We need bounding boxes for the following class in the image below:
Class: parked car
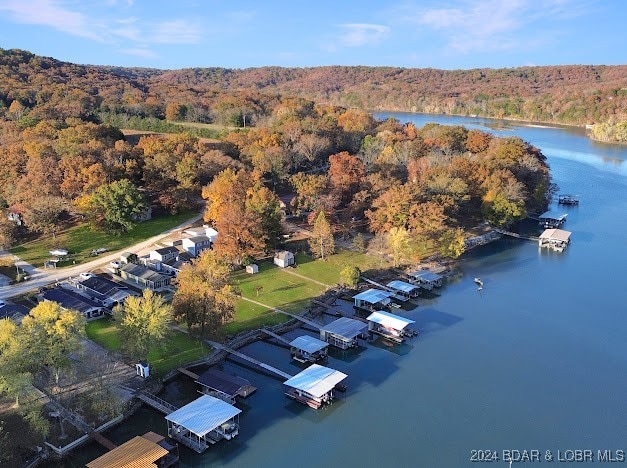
[110,261,121,269]
[0,300,5,308]
[79,272,96,280]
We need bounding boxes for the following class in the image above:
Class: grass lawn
[10,211,196,268]
[293,250,391,285]
[85,318,210,376]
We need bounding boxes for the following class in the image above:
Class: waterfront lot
[85,318,210,376]
[9,211,195,268]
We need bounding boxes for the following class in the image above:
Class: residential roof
[183,227,207,236]
[0,304,29,321]
[275,250,294,260]
[120,263,170,283]
[42,288,101,313]
[165,395,241,437]
[196,368,251,397]
[367,310,415,330]
[283,364,347,398]
[80,276,128,296]
[153,246,179,256]
[539,228,572,242]
[539,211,568,221]
[289,335,329,354]
[86,435,168,468]
[386,280,419,293]
[322,317,367,339]
[183,235,210,244]
[408,270,442,282]
[352,288,393,305]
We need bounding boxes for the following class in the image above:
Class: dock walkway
[136,392,178,415]
[177,367,199,380]
[494,228,539,241]
[219,345,293,380]
[260,328,292,346]
[360,276,393,291]
[239,296,322,330]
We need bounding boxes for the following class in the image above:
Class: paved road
[0,212,204,300]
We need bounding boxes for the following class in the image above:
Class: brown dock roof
[86,435,168,468]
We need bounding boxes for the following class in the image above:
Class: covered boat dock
[165,395,241,453]
[283,364,347,409]
[352,288,394,311]
[320,317,368,349]
[407,270,443,290]
[538,211,568,228]
[196,368,256,404]
[86,432,178,468]
[367,310,417,343]
[386,280,421,301]
[539,228,571,252]
[289,335,329,363]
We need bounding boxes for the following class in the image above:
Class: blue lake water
[54,113,627,467]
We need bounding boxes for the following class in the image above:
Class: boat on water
[474,278,484,290]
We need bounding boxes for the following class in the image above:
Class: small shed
[538,211,568,228]
[196,368,256,404]
[407,270,443,290]
[320,317,368,349]
[289,335,329,363]
[539,228,571,252]
[386,280,421,300]
[165,395,241,453]
[367,310,416,343]
[136,361,150,378]
[283,364,347,409]
[245,264,259,274]
[352,288,393,310]
[274,250,295,268]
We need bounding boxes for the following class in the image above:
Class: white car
[79,272,96,280]
[110,261,121,269]
[0,300,5,308]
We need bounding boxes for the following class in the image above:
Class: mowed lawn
[86,318,210,376]
[10,211,196,268]
[293,250,390,285]
[227,260,328,335]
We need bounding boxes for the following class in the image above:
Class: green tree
[173,250,238,338]
[387,226,412,267]
[309,211,335,260]
[20,301,85,385]
[0,318,33,407]
[114,289,173,361]
[340,265,361,287]
[437,227,467,258]
[90,179,148,233]
[352,232,366,252]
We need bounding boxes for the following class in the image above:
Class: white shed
[245,264,259,274]
[274,250,295,268]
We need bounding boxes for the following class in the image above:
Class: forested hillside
[1,49,625,128]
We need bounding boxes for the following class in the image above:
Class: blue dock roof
[289,335,329,354]
[322,317,367,338]
[539,211,567,221]
[386,280,419,293]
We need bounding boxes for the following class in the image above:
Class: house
[76,275,137,308]
[274,250,295,268]
[181,235,211,257]
[165,395,241,453]
[119,252,138,265]
[41,288,104,319]
[161,251,193,276]
[183,225,218,242]
[86,432,178,468]
[283,364,347,409]
[119,263,171,290]
[149,246,180,263]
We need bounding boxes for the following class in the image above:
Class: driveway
[0,211,203,300]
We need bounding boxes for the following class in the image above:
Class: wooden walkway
[177,367,199,380]
[136,392,178,415]
[220,346,293,380]
[89,431,117,450]
[361,276,393,291]
[494,228,539,241]
[260,328,292,346]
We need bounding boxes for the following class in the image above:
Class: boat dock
[217,344,293,380]
[361,276,394,292]
[260,328,292,346]
[177,367,199,380]
[494,228,539,241]
[136,392,178,415]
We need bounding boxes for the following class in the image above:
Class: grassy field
[10,211,196,268]
[225,249,389,335]
[86,318,210,376]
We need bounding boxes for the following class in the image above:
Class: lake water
[55,113,627,467]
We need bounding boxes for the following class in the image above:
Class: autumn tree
[387,226,412,267]
[340,265,361,287]
[89,179,148,233]
[328,151,365,202]
[309,211,335,260]
[114,289,173,361]
[0,318,33,407]
[21,196,66,239]
[173,250,238,338]
[20,301,85,385]
[0,216,16,249]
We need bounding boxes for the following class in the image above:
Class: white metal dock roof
[539,211,567,221]
[322,317,367,338]
[386,280,419,293]
[367,310,415,331]
[352,288,393,304]
[165,395,241,437]
[408,270,442,281]
[539,228,572,241]
[289,335,329,353]
[283,364,347,398]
